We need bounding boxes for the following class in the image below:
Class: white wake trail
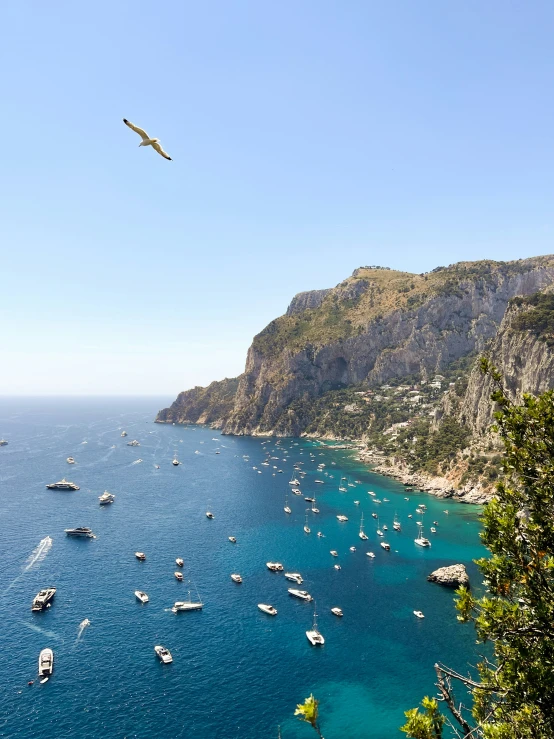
[73,619,91,649]
[24,536,53,572]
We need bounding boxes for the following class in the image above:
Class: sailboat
[414,524,431,547]
[393,513,401,531]
[172,452,180,466]
[284,494,292,514]
[303,511,311,534]
[172,566,203,611]
[359,513,369,540]
[306,602,325,646]
[289,472,300,486]
[376,517,384,537]
[338,480,347,493]
[311,495,320,514]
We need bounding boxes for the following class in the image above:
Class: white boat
[414,525,431,547]
[314,480,324,484]
[284,572,303,584]
[66,457,75,464]
[127,440,140,447]
[65,527,95,538]
[317,531,324,537]
[338,485,347,492]
[336,515,348,522]
[350,546,356,551]
[121,431,128,437]
[135,590,149,603]
[284,495,292,514]
[172,592,204,611]
[176,558,184,567]
[289,475,300,485]
[206,511,214,519]
[359,514,368,540]
[380,541,391,551]
[383,524,388,531]
[303,512,311,534]
[266,562,283,572]
[330,550,338,557]
[174,571,183,581]
[228,536,237,543]
[47,479,80,491]
[430,527,437,534]
[31,587,56,612]
[413,610,425,619]
[98,491,115,505]
[291,488,302,496]
[306,604,324,646]
[135,552,146,561]
[0,439,8,446]
[38,648,54,680]
[354,500,360,505]
[231,574,242,583]
[154,645,173,663]
[331,607,343,617]
[172,454,180,466]
[311,496,320,514]
[334,564,341,570]
[366,551,375,558]
[393,514,401,531]
[258,603,277,616]
[288,588,312,601]
[368,491,376,496]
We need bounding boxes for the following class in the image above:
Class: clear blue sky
[2,1,554,395]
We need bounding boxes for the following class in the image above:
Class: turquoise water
[0,398,484,738]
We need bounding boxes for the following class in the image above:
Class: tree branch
[435,664,474,738]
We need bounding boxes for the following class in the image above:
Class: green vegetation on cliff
[511,291,554,345]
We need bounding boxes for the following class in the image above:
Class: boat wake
[19,620,60,641]
[24,536,53,572]
[73,618,91,648]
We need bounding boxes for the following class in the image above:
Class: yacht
[289,476,300,486]
[338,485,347,492]
[330,550,338,557]
[172,593,204,611]
[154,645,173,663]
[303,512,311,534]
[258,603,277,616]
[135,590,149,603]
[288,588,312,602]
[46,479,80,491]
[284,572,303,584]
[135,552,146,560]
[414,526,431,547]
[331,607,343,617]
[359,514,368,540]
[393,515,401,531]
[413,610,425,619]
[306,604,325,646]
[38,648,54,680]
[291,488,302,496]
[368,491,376,496]
[98,491,115,505]
[31,587,56,612]
[127,440,140,446]
[175,571,183,581]
[66,457,75,464]
[380,541,391,551]
[430,527,437,533]
[366,551,375,558]
[64,527,95,538]
[231,573,242,583]
[0,439,8,446]
[336,515,348,522]
[206,511,214,519]
[266,562,283,572]
[176,558,184,567]
[304,497,315,503]
[121,431,128,437]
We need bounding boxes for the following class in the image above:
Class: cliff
[157,257,554,439]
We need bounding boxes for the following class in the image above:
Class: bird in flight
[123,119,172,160]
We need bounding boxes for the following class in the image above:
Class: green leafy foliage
[511,292,554,345]
[401,697,445,739]
[295,694,324,737]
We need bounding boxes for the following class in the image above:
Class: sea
[0,397,485,739]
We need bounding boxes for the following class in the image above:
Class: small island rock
[427,564,469,588]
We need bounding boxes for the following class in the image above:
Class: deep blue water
[0,397,485,739]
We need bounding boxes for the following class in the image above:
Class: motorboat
[135,552,146,560]
[206,511,214,519]
[174,572,183,581]
[172,594,203,612]
[121,431,128,437]
[228,536,237,543]
[266,562,283,572]
[314,480,324,484]
[413,610,425,619]
[66,457,75,464]
[366,551,375,558]
[289,477,300,486]
[334,564,341,570]
[380,542,391,551]
[317,531,324,537]
[135,590,149,603]
[65,527,95,538]
[383,524,388,531]
[127,440,140,446]
[350,546,356,552]
[98,491,115,505]
[304,497,315,503]
[291,488,302,496]
[0,439,8,446]
[330,550,338,557]
[336,515,348,522]
[359,514,368,540]
[383,498,390,502]
[288,588,312,601]
[258,603,277,616]
[154,645,173,663]
[306,605,324,646]
[372,512,378,519]
[414,526,431,547]
[430,527,437,533]
[231,574,242,583]
[368,491,376,496]
[338,486,347,492]
[303,512,311,534]
[31,587,56,612]
[38,648,54,681]
[393,515,401,531]
[176,558,184,567]
[284,572,303,584]
[172,456,180,466]
[331,607,343,617]
[354,500,360,505]
[47,479,80,491]
[284,494,292,514]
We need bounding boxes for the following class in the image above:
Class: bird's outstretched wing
[123,118,150,140]
[152,141,172,160]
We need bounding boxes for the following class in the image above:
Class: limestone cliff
[157,257,554,435]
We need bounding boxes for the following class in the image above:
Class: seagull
[123,119,172,160]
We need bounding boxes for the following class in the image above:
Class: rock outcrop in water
[427,564,470,588]
[158,257,554,437]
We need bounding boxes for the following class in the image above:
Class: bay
[0,397,484,738]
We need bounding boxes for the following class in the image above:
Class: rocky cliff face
[157,257,554,435]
